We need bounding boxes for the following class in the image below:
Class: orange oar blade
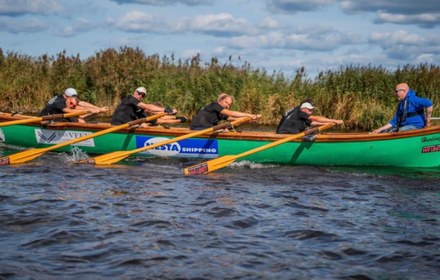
[0,148,49,165]
[183,155,237,175]
[183,123,336,175]
[85,117,253,166]
[86,151,136,165]
[0,113,167,165]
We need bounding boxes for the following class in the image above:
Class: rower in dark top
[276,100,343,134]
[190,93,260,130]
[39,88,107,123]
[111,87,185,126]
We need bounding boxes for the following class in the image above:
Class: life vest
[396,99,424,127]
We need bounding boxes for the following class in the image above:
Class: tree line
[0,47,438,130]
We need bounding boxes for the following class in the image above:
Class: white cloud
[111,11,174,33]
[0,0,438,78]
[340,0,440,14]
[0,0,63,16]
[181,48,202,58]
[111,0,211,6]
[112,11,252,37]
[268,0,336,14]
[226,27,363,52]
[341,1,440,28]
[190,13,252,36]
[415,53,435,64]
[368,30,440,61]
[56,18,95,37]
[260,17,280,29]
[0,17,47,33]
[369,30,426,47]
[375,12,440,28]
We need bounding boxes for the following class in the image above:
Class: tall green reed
[0,47,438,131]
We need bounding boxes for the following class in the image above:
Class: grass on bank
[0,47,438,131]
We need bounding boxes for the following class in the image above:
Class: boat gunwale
[1,113,440,143]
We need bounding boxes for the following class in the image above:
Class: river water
[1,145,439,279]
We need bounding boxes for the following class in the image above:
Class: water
[1,146,440,279]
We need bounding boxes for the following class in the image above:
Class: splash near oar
[183,123,335,175]
[82,117,252,165]
[0,111,89,127]
[0,113,166,166]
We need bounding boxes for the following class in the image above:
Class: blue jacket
[389,89,432,129]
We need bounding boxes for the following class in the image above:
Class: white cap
[135,87,147,94]
[64,88,78,97]
[300,102,315,110]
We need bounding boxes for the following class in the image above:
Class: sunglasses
[137,91,146,97]
[67,97,78,108]
[394,89,405,93]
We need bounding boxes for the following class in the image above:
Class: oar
[0,111,89,127]
[83,117,252,165]
[183,123,335,175]
[0,113,167,165]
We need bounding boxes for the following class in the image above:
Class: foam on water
[62,146,90,162]
[230,160,278,169]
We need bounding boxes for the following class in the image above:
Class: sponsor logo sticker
[422,144,440,153]
[421,136,440,154]
[35,129,95,147]
[421,136,440,143]
[0,156,10,166]
[135,136,219,158]
[186,162,208,175]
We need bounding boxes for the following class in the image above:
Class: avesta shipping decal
[135,136,219,158]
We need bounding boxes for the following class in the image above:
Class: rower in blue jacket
[373,83,433,133]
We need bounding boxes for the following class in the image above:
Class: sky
[1,0,440,78]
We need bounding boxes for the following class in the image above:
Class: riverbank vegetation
[0,47,438,130]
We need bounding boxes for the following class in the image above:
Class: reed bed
[0,47,438,130]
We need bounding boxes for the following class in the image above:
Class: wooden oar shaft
[0,111,89,127]
[91,117,252,165]
[45,113,167,151]
[124,120,241,154]
[0,113,167,165]
[236,123,332,158]
[183,123,335,175]
[41,111,89,120]
[1,112,36,119]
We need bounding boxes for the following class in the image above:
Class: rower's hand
[100,107,109,113]
[251,114,261,120]
[334,120,344,125]
[176,116,188,123]
[89,108,103,114]
[164,107,177,115]
[426,120,431,127]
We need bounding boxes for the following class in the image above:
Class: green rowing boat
[1,113,439,168]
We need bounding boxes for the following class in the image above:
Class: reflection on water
[1,147,440,279]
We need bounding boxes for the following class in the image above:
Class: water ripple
[0,152,439,279]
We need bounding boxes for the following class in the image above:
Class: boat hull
[1,114,439,168]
